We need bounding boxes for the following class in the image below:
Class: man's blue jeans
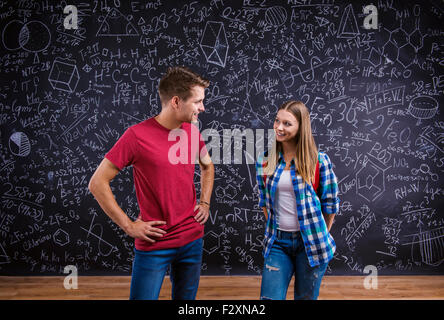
[260,230,328,300]
[129,237,203,300]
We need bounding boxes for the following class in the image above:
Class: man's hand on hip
[125,219,167,243]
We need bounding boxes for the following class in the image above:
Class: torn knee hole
[265,264,279,272]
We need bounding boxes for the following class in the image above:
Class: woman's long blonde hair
[264,101,318,184]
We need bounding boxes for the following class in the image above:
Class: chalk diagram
[80,211,118,257]
[215,184,238,200]
[364,47,382,67]
[264,6,287,27]
[2,20,51,63]
[53,228,70,246]
[202,231,221,255]
[9,132,31,157]
[381,19,425,67]
[356,156,389,202]
[200,21,229,68]
[48,58,80,93]
[411,164,439,182]
[96,8,139,37]
[403,226,444,267]
[287,43,305,64]
[407,96,438,125]
[281,56,335,88]
[337,4,360,38]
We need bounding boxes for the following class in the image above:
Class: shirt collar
[278,151,295,165]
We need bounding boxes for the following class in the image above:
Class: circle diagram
[9,132,31,157]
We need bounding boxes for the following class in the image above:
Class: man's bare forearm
[200,163,214,204]
[89,181,132,232]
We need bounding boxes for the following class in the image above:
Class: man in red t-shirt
[88,66,214,300]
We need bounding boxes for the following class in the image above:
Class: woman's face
[273,109,299,143]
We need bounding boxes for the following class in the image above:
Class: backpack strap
[312,158,320,195]
[262,161,268,186]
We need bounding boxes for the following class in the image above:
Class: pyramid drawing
[200,21,228,68]
[96,8,139,37]
[337,4,360,38]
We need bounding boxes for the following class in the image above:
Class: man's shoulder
[128,118,154,133]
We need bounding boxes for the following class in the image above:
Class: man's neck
[155,109,182,130]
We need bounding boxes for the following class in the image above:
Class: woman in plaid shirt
[256,100,340,300]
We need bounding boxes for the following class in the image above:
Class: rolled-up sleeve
[318,152,340,214]
[255,154,267,208]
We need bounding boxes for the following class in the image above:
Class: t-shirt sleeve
[105,128,138,170]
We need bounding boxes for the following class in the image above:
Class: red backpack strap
[313,158,320,195]
[262,161,268,186]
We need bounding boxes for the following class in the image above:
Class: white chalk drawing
[411,164,439,182]
[19,20,51,53]
[200,21,229,68]
[364,86,405,114]
[96,8,139,37]
[53,228,70,246]
[281,56,334,87]
[264,6,287,26]
[287,43,305,64]
[381,22,425,67]
[9,132,31,157]
[2,20,24,51]
[407,96,438,125]
[48,58,80,93]
[403,227,444,267]
[365,47,382,67]
[80,211,118,257]
[356,157,388,202]
[215,184,238,200]
[337,4,360,38]
[2,20,51,63]
[409,17,424,52]
[202,231,221,254]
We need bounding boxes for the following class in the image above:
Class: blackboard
[0,0,443,276]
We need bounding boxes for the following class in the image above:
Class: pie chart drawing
[9,132,31,157]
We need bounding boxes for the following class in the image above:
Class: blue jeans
[260,230,328,300]
[129,237,203,300]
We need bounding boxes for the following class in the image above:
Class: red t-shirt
[105,117,208,251]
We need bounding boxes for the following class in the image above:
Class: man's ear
[171,96,180,110]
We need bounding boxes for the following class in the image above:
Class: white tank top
[275,170,300,232]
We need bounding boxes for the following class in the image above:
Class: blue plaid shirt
[255,150,340,267]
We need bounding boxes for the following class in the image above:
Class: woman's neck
[280,141,297,156]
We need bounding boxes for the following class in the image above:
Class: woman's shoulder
[317,151,333,167]
[256,150,269,162]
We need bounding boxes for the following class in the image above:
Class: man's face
[178,85,205,123]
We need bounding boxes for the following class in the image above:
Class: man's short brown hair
[158,66,210,104]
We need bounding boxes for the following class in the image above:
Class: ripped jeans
[260,230,328,300]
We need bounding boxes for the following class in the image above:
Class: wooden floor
[1,276,443,300]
